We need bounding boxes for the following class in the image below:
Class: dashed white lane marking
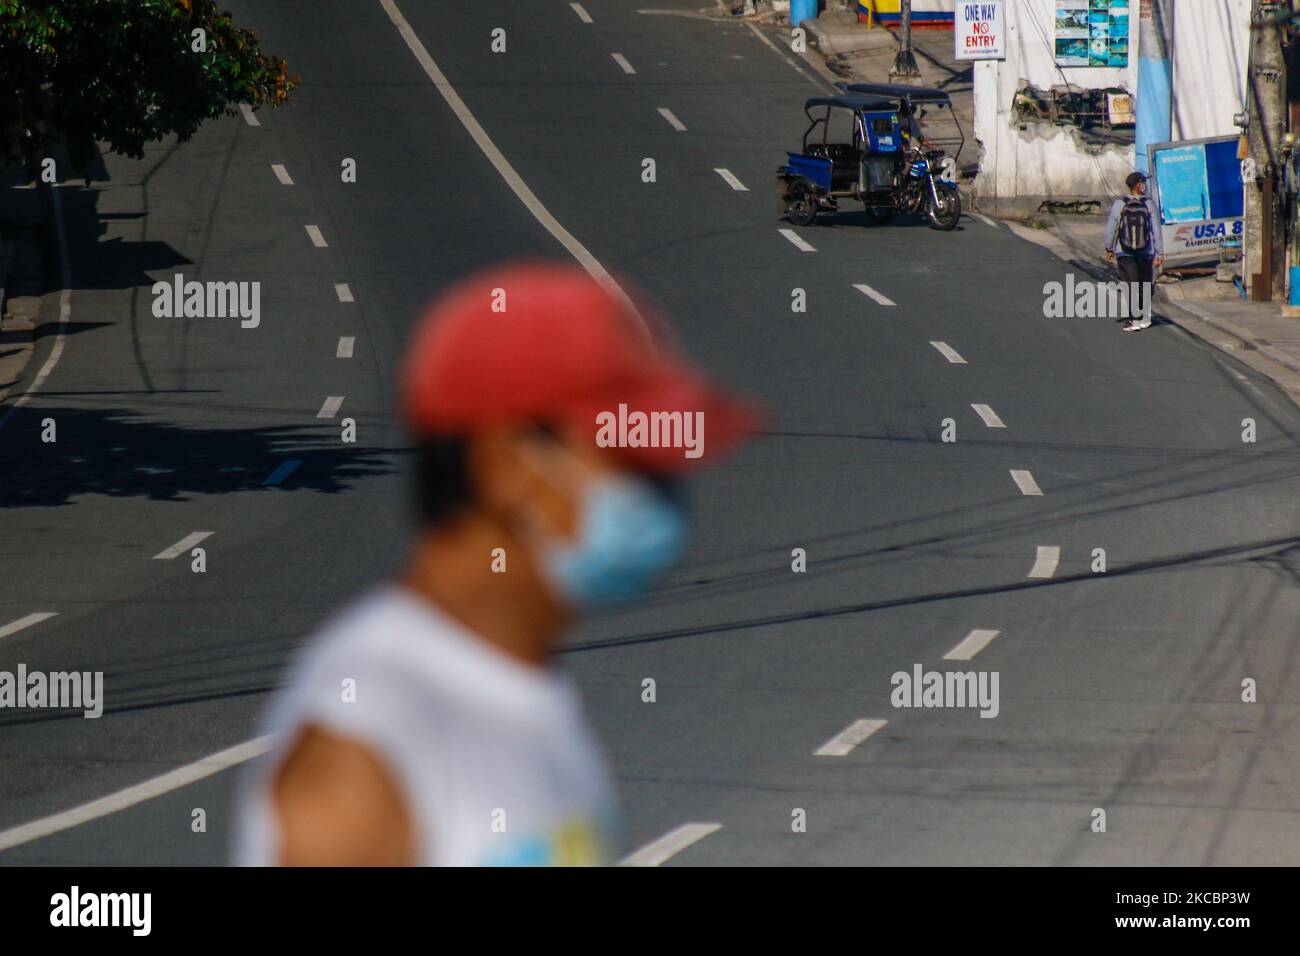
[619,822,722,866]
[271,163,294,185]
[1028,545,1061,579]
[263,459,303,487]
[658,107,687,131]
[1010,469,1043,496]
[778,228,816,252]
[570,2,593,22]
[238,103,261,127]
[972,212,999,228]
[611,52,636,74]
[305,225,328,248]
[379,0,643,330]
[714,168,748,191]
[930,341,967,364]
[317,396,344,419]
[971,403,1006,428]
[0,735,275,853]
[334,283,354,303]
[853,282,896,307]
[0,613,58,642]
[336,336,355,358]
[153,532,214,561]
[944,628,1001,661]
[814,718,888,757]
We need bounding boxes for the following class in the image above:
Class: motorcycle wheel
[785,183,817,227]
[927,186,961,231]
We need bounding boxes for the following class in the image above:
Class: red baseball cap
[401,261,760,473]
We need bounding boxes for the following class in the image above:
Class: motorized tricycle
[777,83,964,231]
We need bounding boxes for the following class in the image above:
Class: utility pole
[891,0,921,79]
[1244,0,1288,302]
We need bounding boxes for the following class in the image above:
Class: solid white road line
[778,228,816,252]
[0,613,58,642]
[317,396,344,419]
[305,225,328,248]
[929,341,966,364]
[944,628,1001,661]
[658,107,687,131]
[336,336,355,358]
[0,736,275,853]
[238,103,261,127]
[153,531,213,561]
[1028,545,1061,579]
[619,822,722,866]
[379,0,642,328]
[570,2,593,22]
[971,403,1006,428]
[334,282,354,303]
[611,52,636,74]
[853,282,896,307]
[740,18,830,90]
[271,163,294,185]
[972,212,999,228]
[714,168,748,191]
[814,718,888,757]
[263,460,303,487]
[1010,469,1043,496]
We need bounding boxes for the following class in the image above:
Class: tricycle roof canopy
[804,93,898,114]
[842,82,953,105]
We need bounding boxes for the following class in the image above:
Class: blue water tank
[790,0,818,29]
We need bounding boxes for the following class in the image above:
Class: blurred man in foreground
[235,262,756,865]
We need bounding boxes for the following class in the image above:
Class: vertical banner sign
[1147,136,1245,260]
[955,2,1005,61]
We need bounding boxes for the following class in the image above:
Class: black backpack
[1119,197,1152,254]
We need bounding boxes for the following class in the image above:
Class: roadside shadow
[0,404,398,507]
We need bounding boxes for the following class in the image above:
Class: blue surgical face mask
[533,469,689,610]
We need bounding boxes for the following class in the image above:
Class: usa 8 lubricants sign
[955,1,1005,61]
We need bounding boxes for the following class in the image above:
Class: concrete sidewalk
[0,179,51,408]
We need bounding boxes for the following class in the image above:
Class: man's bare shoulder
[272,724,416,866]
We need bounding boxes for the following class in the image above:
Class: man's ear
[466,429,535,518]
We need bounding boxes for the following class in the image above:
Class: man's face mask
[516,436,689,609]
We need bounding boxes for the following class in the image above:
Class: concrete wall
[973,0,1138,216]
[974,0,1251,216]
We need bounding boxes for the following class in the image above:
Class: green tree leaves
[0,0,298,173]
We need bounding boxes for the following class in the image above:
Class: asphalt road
[0,0,1297,866]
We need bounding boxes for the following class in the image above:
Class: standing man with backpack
[1105,171,1164,332]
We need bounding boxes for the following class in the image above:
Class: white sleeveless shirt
[234,586,616,866]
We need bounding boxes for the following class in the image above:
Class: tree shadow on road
[0,404,396,507]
